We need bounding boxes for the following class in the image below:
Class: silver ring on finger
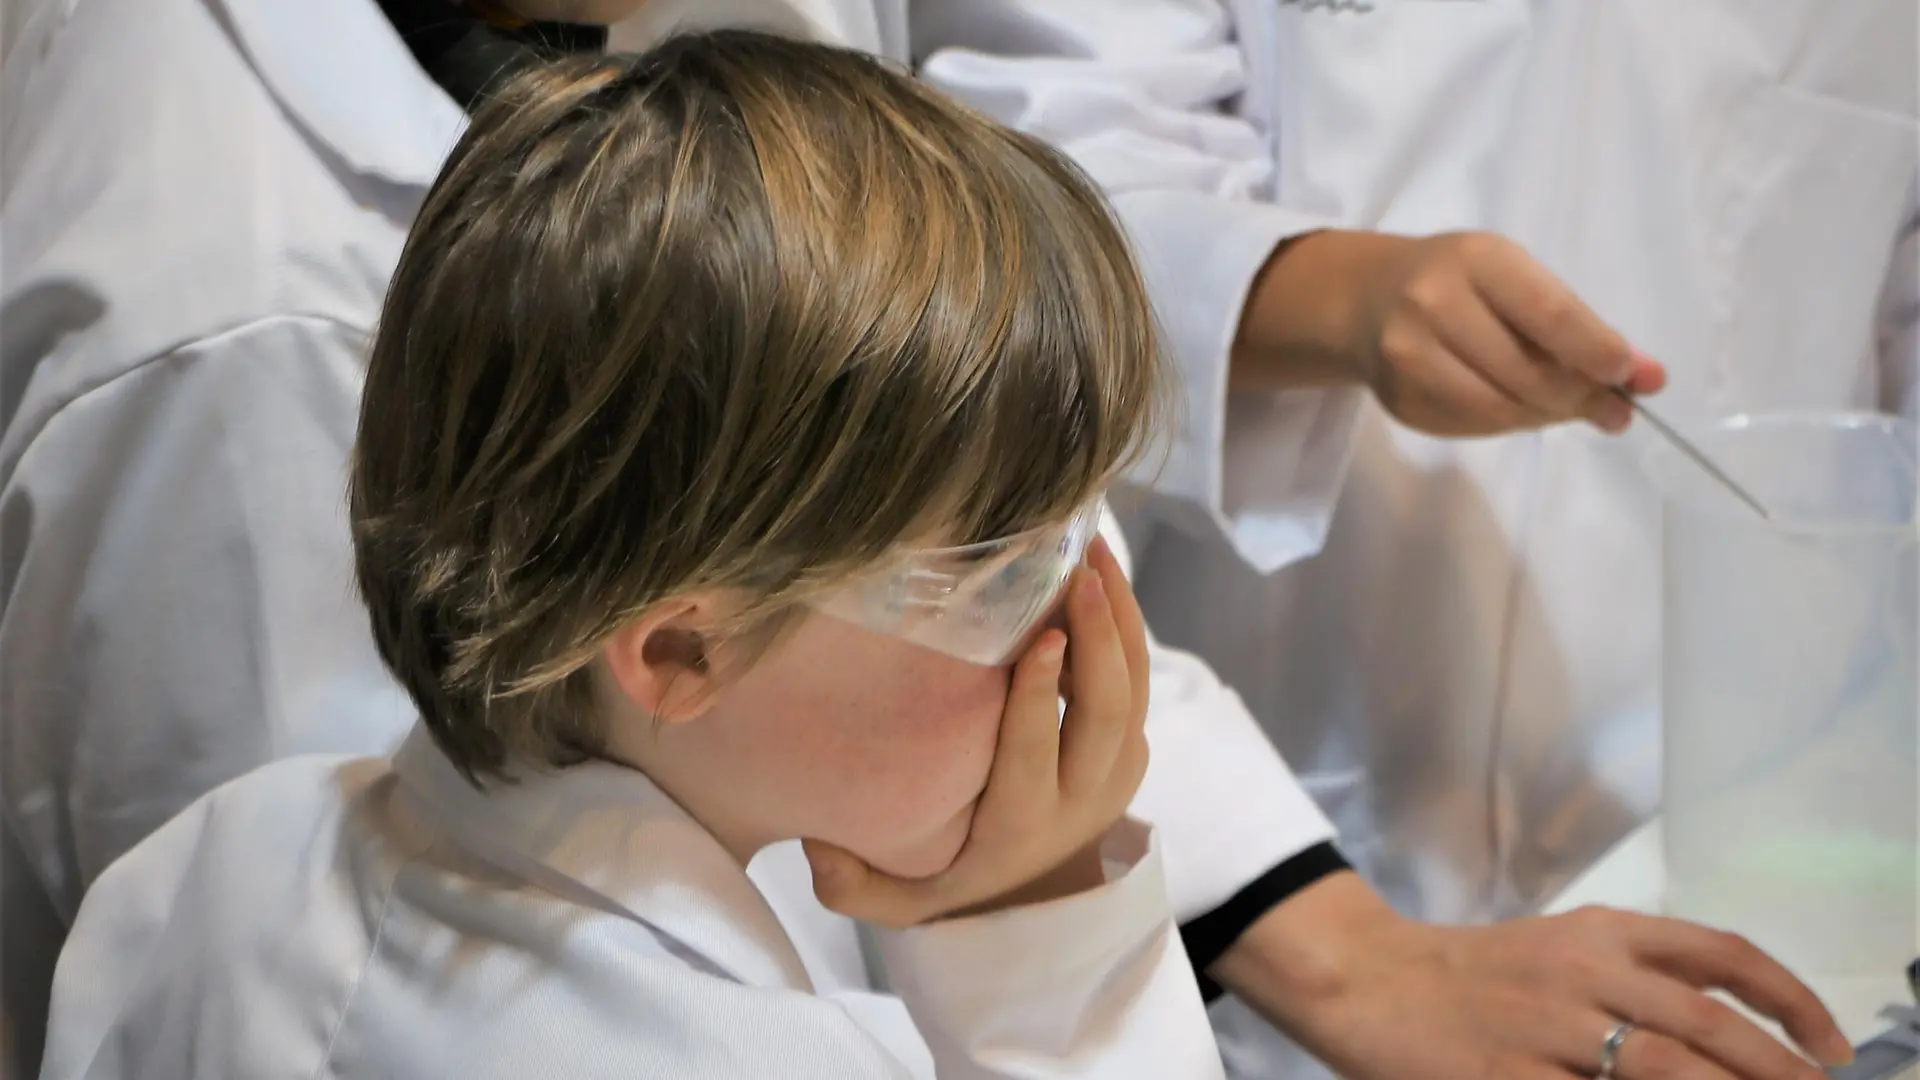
[1596,1022,1638,1080]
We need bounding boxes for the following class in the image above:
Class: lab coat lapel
[391,728,817,994]
[208,0,466,187]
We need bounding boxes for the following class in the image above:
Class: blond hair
[351,32,1168,781]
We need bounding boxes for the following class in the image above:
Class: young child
[37,31,1226,1080]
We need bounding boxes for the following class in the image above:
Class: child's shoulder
[132,752,396,869]
[48,753,407,1079]
[77,751,400,946]
[199,751,391,822]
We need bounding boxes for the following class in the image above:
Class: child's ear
[601,599,724,723]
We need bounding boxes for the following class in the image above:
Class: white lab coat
[0,0,1342,1072]
[901,2,1917,1074]
[908,0,1920,913]
[38,728,1226,1080]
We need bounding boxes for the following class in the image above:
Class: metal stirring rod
[1611,387,1773,521]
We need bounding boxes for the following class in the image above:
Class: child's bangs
[716,70,1173,570]
[909,133,1171,549]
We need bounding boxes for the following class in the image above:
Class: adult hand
[1235,229,1668,436]
[803,537,1151,927]
[1213,873,1851,1080]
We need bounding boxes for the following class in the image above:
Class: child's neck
[599,738,773,867]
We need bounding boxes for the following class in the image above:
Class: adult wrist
[1181,842,1352,1001]
[1205,869,1412,1031]
[1231,229,1408,394]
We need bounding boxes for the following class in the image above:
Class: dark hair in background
[378,0,608,111]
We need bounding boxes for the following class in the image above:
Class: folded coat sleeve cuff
[1111,187,1365,576]
[876,821,1224,1079]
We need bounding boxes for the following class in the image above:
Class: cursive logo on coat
[1281,0,1487,11]
[1279,0,1377,11]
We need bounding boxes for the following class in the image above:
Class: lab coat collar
[391,726,818,994]
[210,0,467,187]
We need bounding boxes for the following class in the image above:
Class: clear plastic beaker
[1661,413,1917,988]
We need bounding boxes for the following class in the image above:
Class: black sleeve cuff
[1178,841,1352,1003]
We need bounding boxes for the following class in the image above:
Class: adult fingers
[1625,352,1669,395]
[1384,320,1549,435]
[1536,1007,1733,1080]
[1464,237,1636,388]
[1628,920,1849,1067]
[1421,272,1597,423]
[1593,968,1825,1080]
[1609,1023,1744,1080]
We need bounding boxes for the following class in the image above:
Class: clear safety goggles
[812,499,1105,666]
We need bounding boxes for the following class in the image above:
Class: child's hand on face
[802,537,1151,928]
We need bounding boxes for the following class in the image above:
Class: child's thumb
[800,838,921,928]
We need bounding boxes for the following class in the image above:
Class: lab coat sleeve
[1134,634,1337,925]
[875,820,1225,1080]
[1875,188,1918,419]
[0,315,415,917]
[1097,512,1335,925]
[912,0,1364,574]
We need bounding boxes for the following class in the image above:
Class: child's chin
[863,804,976,880]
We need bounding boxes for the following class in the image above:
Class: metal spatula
[1613,387,1773,521]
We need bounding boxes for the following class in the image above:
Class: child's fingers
[1088,537,1150,728]
[984,629,1067,799]
[1056,567,1131,796]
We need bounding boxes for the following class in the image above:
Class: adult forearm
[1204,869,1401,1035]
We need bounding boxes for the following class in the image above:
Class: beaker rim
[1715,410,1916,442]
[1647,409,1918,538]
